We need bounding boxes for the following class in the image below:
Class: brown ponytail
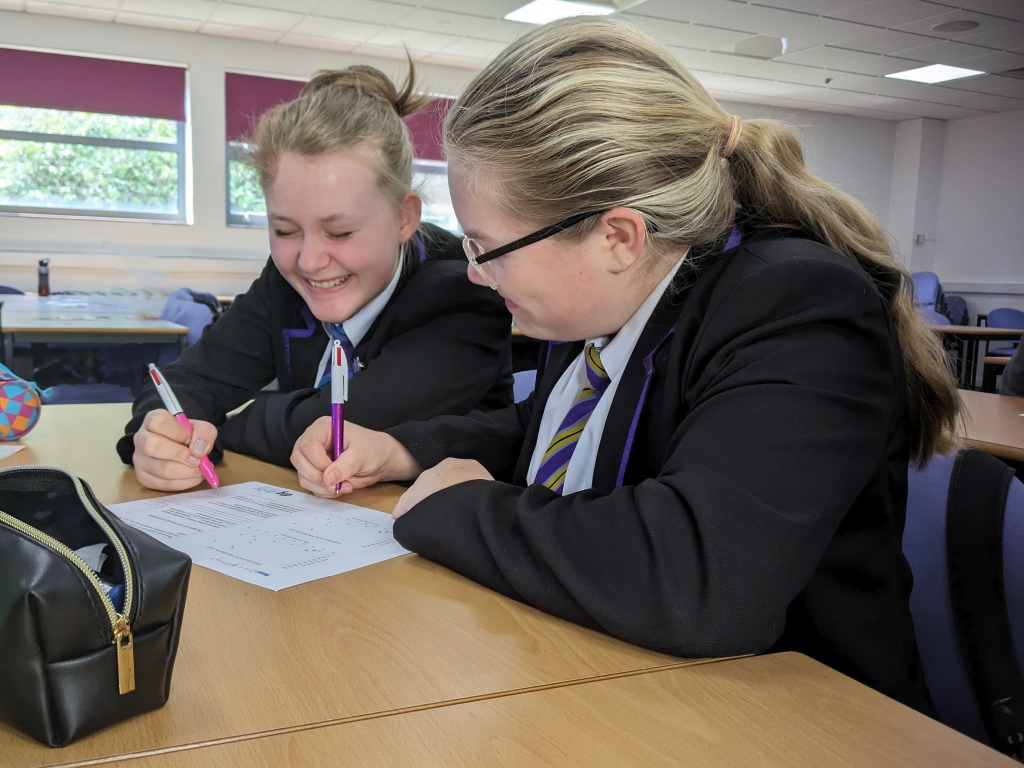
[445,16,962,464]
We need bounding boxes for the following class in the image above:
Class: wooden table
[0,404,697,767]
[959,389,1024,462]
[930,325,1022,389]
[0,295,187,371]
[94,653,1012,767]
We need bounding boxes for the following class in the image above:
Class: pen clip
[331,340,349,403]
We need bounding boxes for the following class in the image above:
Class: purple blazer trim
[414,232,426,263]
[544,340,569,367]
[615,328,675,489]
[281,305,318,390]
[724,225,742,251]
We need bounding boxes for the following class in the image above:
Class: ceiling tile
[748,0,872,13]
[199,22,283,42]
[32,0,117,7]
[778,45,927,74]
[956,0,1024,22]
[896,38,995,62]
[417,0,519,16]
[364,27,460,54]
[394,8,499,38]
[894,8,1019,39]
[957,22,1024,50]
[955,49,1024,70]
[277,32,358,52]
[437,37,507,59]
[941,73,1024,97]
[311,0,415,26]
[24,2,114,20]
[235,0,321,12]
[453,17,526,44]
[836,28,935,53]
[289,16,383,43]
[419,51,488,70]
[115,11,203,32]
[630,17,752,51]
[121,0,217,22]
[0,0,25,8]
[207,3,301,30]
[827,0,950,28]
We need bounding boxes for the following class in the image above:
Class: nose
[297,235,331,273]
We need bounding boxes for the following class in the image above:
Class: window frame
[0,116,187,222]
[225,140,266,229]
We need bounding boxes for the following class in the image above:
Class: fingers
[143,409,191,443]
[188,420,218,458]
[134,460,203,491]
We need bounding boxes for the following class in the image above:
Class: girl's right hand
[133,409,218,492]
[291,417,423,498]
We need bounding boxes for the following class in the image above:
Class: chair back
[944,295,968,326]
[0,285,25,295]
[911,272,940,308]
[905,449,1024,756]
[159,288,214,346]
[986,307,1024,357]
[513,370,537,403]
[918,307,950,325]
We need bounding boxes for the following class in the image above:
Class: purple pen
[330,340,349,492]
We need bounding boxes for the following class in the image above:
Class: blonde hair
[250,60,430,210]
[445,17,960,463]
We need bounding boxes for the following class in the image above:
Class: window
[0,47,188,222]
[414,160,460,234]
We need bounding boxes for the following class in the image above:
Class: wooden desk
[0,404,693,767]
[0,296,187,369]
[959,389,1024,462]
[930,325,1022,389]
[97,653,1011,768]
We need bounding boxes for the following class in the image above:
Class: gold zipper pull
[114,618,136,695]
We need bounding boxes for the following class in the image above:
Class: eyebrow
[268,213,359,226]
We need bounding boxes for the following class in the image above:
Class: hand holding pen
[145,364,221,491]
[330,340,349,493]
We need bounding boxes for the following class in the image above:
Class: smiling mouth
[306,275,350,289]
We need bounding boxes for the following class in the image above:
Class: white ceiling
[1,0,1022,120]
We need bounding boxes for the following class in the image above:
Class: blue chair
[159,288,215,346]
[513,370,537,403]
[911,272,940,308]
[0,285,25,295]
[986,307,1024,357]
[944,295,968,326]
[905,450,1024,753]
[919,307,950,325]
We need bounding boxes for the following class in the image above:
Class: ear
[599,207,648,275]
[397,192,422,242]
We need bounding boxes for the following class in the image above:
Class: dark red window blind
[0,47,186,121]
[226,72,452,161]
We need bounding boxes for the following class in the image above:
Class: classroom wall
[928,108,1024,317]
[0,11,938,300]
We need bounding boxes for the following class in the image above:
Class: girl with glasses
[292,19,958,711]
[119,64,512,489]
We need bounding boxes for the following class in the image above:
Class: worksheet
[0,445,25,459]
[107,482,409,591]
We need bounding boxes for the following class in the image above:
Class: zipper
[0,466,136,694]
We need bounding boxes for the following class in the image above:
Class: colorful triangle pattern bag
[0,362,48,441]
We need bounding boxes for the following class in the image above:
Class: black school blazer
[117,225,513,467]
[388,232,933,712]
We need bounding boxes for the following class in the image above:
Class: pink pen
[147,363,221,490]
[330,340,349,493]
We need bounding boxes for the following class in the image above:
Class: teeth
[308,276,348,289]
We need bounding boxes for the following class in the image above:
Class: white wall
[721,100,896,229]
[0,12,906,296]
[929,108,1024,317]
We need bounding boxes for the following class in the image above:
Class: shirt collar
[587,250,688,381]
[327,252,403,347]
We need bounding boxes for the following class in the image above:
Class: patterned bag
[0,363,48,441]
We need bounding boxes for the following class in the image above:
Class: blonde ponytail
[445,16,961,463]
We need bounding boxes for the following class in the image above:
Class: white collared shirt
[526,253,687,495]
[313,253,403,387]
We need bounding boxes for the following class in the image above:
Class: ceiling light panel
[886,63,986,83]
[505,0,614,25]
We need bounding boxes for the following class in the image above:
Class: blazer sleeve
[116,262,279,465]
[217,266,513,467]
[391,254,900,658]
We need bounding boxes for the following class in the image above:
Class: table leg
[2,334,12,368]
[965,338,979,390]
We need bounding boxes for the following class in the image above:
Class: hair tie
[722,115,743,158]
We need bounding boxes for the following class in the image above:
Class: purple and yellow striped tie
[534,344,611,495]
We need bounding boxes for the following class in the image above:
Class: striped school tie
[317,323,357,387]
[533,344,611,495]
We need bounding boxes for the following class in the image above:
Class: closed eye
[273,229,298,238]
[328,231,353,240]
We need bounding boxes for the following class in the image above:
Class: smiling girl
[119,65,512,488]
[292,20,961,711]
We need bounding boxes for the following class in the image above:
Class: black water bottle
[37,259,50,297]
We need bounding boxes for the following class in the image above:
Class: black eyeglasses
[462,210,608,290]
